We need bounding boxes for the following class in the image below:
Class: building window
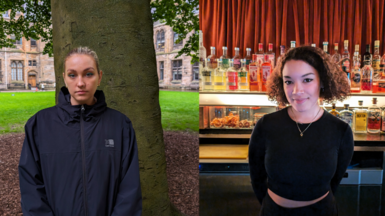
[3,11,9,17]
[31,39,37,46]
[173,32,183,47]
[11,61,23,81]
[156,30,165,50]
[29,60,37,66]
[172,60,182,81]
[11,35,22,45]
[159,61,164,80]
[0,59,2,82]
[192,62,199,81]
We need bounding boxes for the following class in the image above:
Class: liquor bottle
[266,43,275,68]
[372,40,381,81]
[367,98,381,133]
[261,55,272,92]
[207,46,218,70]
[331,43,341,64]
[350,54,361,93]
[361,65,373,93]
[276,45,285,64]
[363,44,372,66]
[199,31,206,91]
[381,46,385,78]
[341,40,350,73]
[323,42,329,54]
[311,43,316,47]
[201,59,213,91]
[213,59,226,91]
[238,59,249,91]
[256,43,264,66]
[233,47,242,70]
[329,103,340,118]
[353,100,367,133]
[249,54,261,91]
[340,104,353,128]
[381,106,385,133]
[220,46,230,69]
[226,59,238,91]
[353,44,361,68]
[245,48,252,69]
[290,41,296,50]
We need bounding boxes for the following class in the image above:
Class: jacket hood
[57,86,107,123]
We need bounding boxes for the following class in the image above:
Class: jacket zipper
[80,105,88,216]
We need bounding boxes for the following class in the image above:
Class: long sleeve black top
[248,108,354,204]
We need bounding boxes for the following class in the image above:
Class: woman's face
[63,54,102,106]
[282,60,322,113]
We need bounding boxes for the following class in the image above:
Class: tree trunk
[50,0,181,215]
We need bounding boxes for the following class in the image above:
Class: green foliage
[0,90,198,134]
[0,0,199,62]
[0,0,52,56]
[151,0,199,64]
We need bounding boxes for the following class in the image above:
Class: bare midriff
[267,189,329,208]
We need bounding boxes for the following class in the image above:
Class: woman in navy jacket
[18,47,142,215]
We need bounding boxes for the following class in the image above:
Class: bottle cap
[269,43,273,50]
[211,46,216,50]
[311,44,316,47]
[222,46,227,50]
[332,103,336,109]
[375,40,380,47]
[246,48,251,51]
[235,47,239,51]
[358,100,363,105]
[373,98,377,104]
[258,43,263,50]
[344,104,349,109]
[323,42,328,45]
[344,40,348,46]
[366,44,370,51]
[334,43,339,49]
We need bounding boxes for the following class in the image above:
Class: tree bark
[51,0,181,215]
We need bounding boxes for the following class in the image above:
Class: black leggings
[259,190,338,216]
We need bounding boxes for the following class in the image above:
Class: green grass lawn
[0,90,198,134]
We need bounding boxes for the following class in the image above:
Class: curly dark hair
[267,46,351,105]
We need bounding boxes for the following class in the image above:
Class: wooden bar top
[199,144,249,159]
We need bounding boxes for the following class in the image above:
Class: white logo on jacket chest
[105,139,115,147]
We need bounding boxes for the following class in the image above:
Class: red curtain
[199,0,385,59]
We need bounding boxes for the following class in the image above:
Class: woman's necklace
[291,107,322,137]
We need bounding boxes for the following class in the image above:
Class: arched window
[11,61,23,81]
[156,30,165,50]
[173,32,183,47]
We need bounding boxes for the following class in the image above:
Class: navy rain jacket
[19,87,142,216]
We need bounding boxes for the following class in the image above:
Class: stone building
[154,21,199,90]
[0,11,55,90]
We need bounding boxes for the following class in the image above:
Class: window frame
[11,61,24,81]
[192,61,199,81]
[172,60,183,81]
[31,38,37,46]
[173,32,183,48]
[156,30,165,50]
[159,61,164,80]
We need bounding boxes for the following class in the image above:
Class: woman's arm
[18,115,55,215]
[330,125,354,195]
[111,118,142,216]
[248,117,268,204]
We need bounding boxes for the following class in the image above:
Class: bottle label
[382,115,385,131]
[238,72,247,78]
[256,54,264,66]
[202,71,211,76]
[199,58,206,68]
[341,112,353,127]
[373,59,381,79]
[361,78,373,90]
[262,66,271,82]
[267,54,275,68]
[355,113,367,131]
[233,59,241,70]
[214,82,224,86]
[249,65,259,82]
[204,82,212,85]
[368,111,381,130]
[227,71,238,86]
[341,59,350,72]
[239,82,248,86]
[222,59,229,69]
[352,71,361,84]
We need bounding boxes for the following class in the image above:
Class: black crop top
[248,108,354,204]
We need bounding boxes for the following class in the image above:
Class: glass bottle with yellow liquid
[213,59,226,91]
[238,59,249,91]
[353,100,368,133]
[328,103,340,118]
